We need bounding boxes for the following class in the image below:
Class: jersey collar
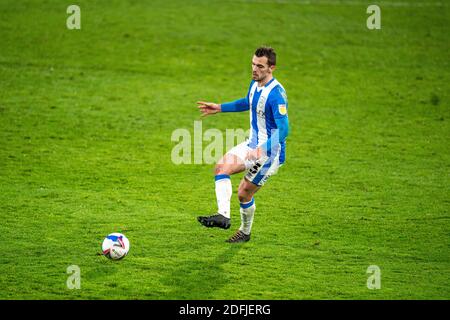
[256,77,275,91]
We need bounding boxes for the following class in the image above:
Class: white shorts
[227,141,281,186]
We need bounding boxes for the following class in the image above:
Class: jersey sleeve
[260,86,289,154]
[221,98,249,112]
[269,85,288,119]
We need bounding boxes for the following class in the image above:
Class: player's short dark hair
[255,46,276,66]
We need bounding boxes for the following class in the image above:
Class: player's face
[251,55,274,83]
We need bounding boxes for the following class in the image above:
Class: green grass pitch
[0,0,449,299]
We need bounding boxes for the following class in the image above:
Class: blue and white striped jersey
[221,77,289,164]
[245,78,288,164]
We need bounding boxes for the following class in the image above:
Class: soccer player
[197,46,290,243]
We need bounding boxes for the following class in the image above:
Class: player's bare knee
[238,188,252,203]
[215,163,231,176]
[238,193,252,203]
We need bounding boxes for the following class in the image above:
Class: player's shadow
[161,244,242,299]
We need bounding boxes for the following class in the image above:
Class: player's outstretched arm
[221,98,249,112]
[197,101,221,117]
[197,97,249,117]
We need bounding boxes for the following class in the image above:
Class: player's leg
[214,153,246,218]
[215,153,246,175]
[226,177,259,243]
[197,144,248,229]
[227,152,281,243]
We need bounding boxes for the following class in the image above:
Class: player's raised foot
[197,213,231,229]
[226,230,250,243]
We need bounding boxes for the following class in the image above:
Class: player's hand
[245,147,264,162]
[197,101,221,117]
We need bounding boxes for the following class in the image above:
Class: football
[102,233,130,260]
